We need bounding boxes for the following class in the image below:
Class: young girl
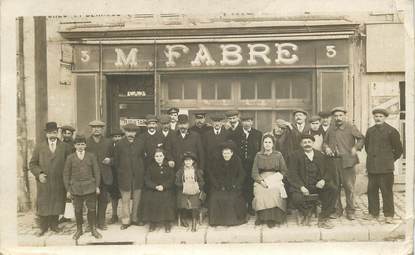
[142,148,176,232]
[175,151,204,232]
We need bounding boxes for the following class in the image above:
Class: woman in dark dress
[208,140,247,226]
[252,133,288,228]
[142,148,176,232]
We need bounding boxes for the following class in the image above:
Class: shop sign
[73,39,349,71]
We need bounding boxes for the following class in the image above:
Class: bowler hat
[292,109,308,116]
[88,120,105,127]
[159,114,171,124]
[194,112,206,119]
[308,115,321,123]
[45,122,58,132]
[300,134,315,142]
[331,107,347,114]
[123,123,138,131]
[372,108,389,117]
[167,107,179,115]
[61,125,75,132]
[318,111,332,118]
[182,151,198,162]
[240,114,254,121]
[210,113,225,122]
[145,114,158,123]
[177,114,189,124]
[110,129,124,136]
[74,135,87,144]
[225,110,239,117]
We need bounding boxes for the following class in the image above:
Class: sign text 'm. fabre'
[72,40,349,71]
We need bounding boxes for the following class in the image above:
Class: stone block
[320,226,369,241]
[206,224,261,243]
[146,225,207,244]
[368,222,405,241]
[18,234,46,247]
[262,225,321,243]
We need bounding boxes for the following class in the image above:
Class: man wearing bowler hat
[323,107,364,220]
[288,109,310,151]
[139,114,166,167]
[61,125,76,153]
[159,114,174,143]
[229,113,262,215]
[318,111,333,137]
[114,123,146,229]
[167,107,180,131]
[364,108,403,224]
[190,112,211,136]
[86,120,113,230]
[165,114,205,171]
[29,122,72,236]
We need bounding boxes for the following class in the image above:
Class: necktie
[50,142,56,153]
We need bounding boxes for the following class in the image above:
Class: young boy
[63,135,102,240]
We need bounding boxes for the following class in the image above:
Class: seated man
[287,134,336,229]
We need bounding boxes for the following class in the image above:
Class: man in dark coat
[86,120,113,230]
[190,112,211,136]
[364,108,403,224]
[113,123,146,229]
[323,107,365,220]
[202,113,230,192]
[229,114,262,215]
[29,122,72,236]
[225,110,242,133]
[287,109,310,151]
[165,114,205,171]
[138,114,165,167]
[61,125,76,152]
[160,114,174,143]
[318,111,333,137]
[167,107,180,131]
[108,128,124,224]
[288,134,337,229]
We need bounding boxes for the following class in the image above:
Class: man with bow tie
[29,122,72,237]
[229,114,262,215]
[165,114,204,171]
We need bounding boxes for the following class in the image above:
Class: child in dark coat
[175,151,205,232]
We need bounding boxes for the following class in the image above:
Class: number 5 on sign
[326,45,336,58]
[80,50,90,62]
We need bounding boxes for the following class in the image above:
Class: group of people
[29,106,403,241]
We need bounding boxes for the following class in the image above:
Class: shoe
[266,221,276,228]
[346,213,355,221]
[254,219,261,226]
[165,224,171,233]
[363,214,379,221]
[385,217,394,224]
[97,224,108,230]
[329,213,338,219]
[110,215,118,224]
[120,224,130,230]
[35,229,47,237]
[72,229,83,240]
[180,219,189,228]
[91,228,102,239]
[149,224,156,232]
[191,218,197,232]
[318,220,334,229]
[50,226,62,233]
[59,217,71,224]
[85,225,91,233]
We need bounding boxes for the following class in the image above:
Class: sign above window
[73,39,349,71]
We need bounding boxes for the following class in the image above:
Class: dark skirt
[208,189,247,226]
[177,193,201,209]
[142,189,176,222]
[257,207,286,224]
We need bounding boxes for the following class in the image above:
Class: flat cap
[145,114,158,123]
[372,108,389,117]
[225,110,239,117]
[318,111,332,118]
[61,125,76,132]
[177,114,189,124]
[240,114,254,121]
[210,113,225,121]
[331,107,347,114]
[292,109,308,116]
[308,115,321,123]
[275,119,290,128]
[74,135,87,144]
[110,129,124,136]
[88,120,105,127]
[123,123,138,131]
[194,112,206,119]
[159,114,171,124]
[300,134,315,142]
[167,107,179,114]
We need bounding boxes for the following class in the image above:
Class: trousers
[367,173,395,217]
[120,189,142,225]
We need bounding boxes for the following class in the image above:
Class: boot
[180,211,189,227]
[149,223,156,232]
[191,217,197,232]
[73,212,84,240]
[88,211,102,239]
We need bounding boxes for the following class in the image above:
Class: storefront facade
[60,23,360,134]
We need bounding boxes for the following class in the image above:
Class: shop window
[292,75,311,99]
[168,78,183,99]
[257,79,272,99]
[183,79,198,99]
[275,79,290,99]
[201,81,215,99]
[241,79,255,99]
[217,80,231,99]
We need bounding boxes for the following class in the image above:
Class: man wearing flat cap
[229,113,262,215]
[323,107,364,220]
[138,114,166,167]
[288,134,337,229]
[272,119,296,161]
[318,111,333,137]
[287,109,311,151]
[167,107,180,131]
[225,110,242,133]
[364,108,403,224]
[190,112,211,136]
[61,125,76,153]
[159,114,174,143]
[165,114,205,171]
[86,120,113,230]
[307,115,324,151]
[29,122,72,236]
[108,129,124,224]
[114,123,146,229]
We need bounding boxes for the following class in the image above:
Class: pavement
[17,192,406,246]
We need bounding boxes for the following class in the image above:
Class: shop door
[107,75,154,134]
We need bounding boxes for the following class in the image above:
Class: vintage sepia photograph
[1,0,413,253]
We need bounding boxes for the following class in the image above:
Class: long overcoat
[29,140,71,216]
[86,136,113,186]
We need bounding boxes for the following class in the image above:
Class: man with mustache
[167,107,180,131]
[364,108,403,224]
[288,134,336,228]
[29,122,72,236]
[225,110,242,133]
[86,120,113,230]
[288,109,310,151]
[139,114,166,167]
[113,123,146,229]
[323,107,364,220]
[190,112,211,136]
[318,111,333,137]
[61,125,76,152]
